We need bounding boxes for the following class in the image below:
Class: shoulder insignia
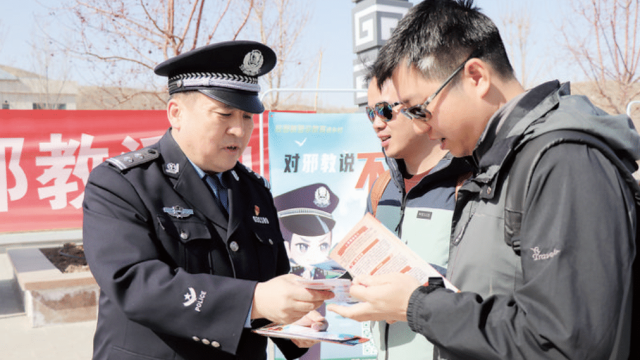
[238,163,271,189]
[106,148,160,171]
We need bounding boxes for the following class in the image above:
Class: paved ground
[0,252,96,360]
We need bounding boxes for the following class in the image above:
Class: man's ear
[167,98,182,130]
[464,58,491,99]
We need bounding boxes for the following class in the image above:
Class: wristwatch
[418,277,446,295]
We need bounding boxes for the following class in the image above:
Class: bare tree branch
[563,0,640,115]
[176,0,201,53]
[254,0,314,109]
[207,0,232,44]
[191,0,206,51]
[499,2,536,88]
[233,0,254,40]
[45,0,313,109]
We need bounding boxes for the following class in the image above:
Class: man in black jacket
[83,41,332,360]
[329,1,640,359]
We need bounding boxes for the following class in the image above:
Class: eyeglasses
[400,51,477,121]
[365,101,401,123]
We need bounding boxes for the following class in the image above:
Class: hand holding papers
[326,213,457,323]
[253,306,369,346]
[252,280,370,346]
[327,273,421,322]
[253,324,370,346]
[329,213,458,291]
[251,274,334,325]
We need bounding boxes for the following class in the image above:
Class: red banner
[0,110,269,233]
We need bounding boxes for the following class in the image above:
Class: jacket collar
[157,130,229,229]
[223,168,244,239]
[468,80,564,199]
[385,150,473,194]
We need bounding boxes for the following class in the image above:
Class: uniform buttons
[268,239,273,245]
[180,230,189,240]
[211,341,221,348]
[229,241,239,252]
[201,338,211,345]
[192,336,200,342]
[124,156,133,163]
[487,187,492,195]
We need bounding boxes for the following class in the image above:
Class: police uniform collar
[157,130,189,179]
[157,131,230,227]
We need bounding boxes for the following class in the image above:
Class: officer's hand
[252,274,334,325]
[290,310,328,348]
[327,273,420,322]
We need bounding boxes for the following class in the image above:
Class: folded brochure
[329,213,458,291]
[253,324,369,346]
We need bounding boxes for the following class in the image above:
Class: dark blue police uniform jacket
[83,130,305,360]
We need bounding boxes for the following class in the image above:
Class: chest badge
[252,205,269,224]
[163,205,194,219]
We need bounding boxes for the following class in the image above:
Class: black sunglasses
[365,101,401,123]
[401,50,479,121]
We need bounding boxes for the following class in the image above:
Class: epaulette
[237,163,271,190]
[106,148,160,171]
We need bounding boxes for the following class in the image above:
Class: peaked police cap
[154,40,276,113]
[274,183,340,237]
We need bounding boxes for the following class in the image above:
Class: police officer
[82,41,332,360]
[274,183,341,280]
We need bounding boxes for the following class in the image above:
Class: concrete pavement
[0,251,95,360]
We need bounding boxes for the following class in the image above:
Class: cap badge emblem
[166,163,179,174]
[313,186,331,208]
[240,50,264,76]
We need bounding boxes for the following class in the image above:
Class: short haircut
[371,0,514,87]
[168,90,199,103]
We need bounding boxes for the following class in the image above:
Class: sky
[0,0,576,109]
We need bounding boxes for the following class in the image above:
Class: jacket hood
[470,81,640,200]
[509,82,640,163]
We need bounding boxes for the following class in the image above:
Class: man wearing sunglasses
[329,0,640,359]
[363,77,470,360]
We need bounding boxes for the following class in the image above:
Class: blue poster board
[269,112,387,359]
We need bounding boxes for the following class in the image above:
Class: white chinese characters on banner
[0,138,28,212]
[1,109,271,233]
[35,133,109,210]
[121,135,163,153]
[1,134,164,213]
[320,154,337,173]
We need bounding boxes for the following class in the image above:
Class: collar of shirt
[188,159,225,183]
